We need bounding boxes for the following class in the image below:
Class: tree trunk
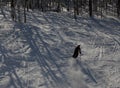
[117,0,120,17]
[11,0,16,21]
[24,0,27,23]
[89,0,93,17]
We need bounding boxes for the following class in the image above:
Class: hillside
[0,11,120,88]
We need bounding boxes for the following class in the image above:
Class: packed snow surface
[0,11,120,88]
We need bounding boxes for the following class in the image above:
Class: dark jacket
[72,45,81,58]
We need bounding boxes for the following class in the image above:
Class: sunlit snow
[0,10,120,88]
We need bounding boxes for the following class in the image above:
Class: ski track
[0,11,120,88]
[14,23,71,88]
[76,59,98,84]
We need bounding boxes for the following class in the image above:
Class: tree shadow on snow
[14,23,71,88]
[76,59,98,84]
[0,44,25,88]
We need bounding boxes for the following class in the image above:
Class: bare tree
[117,0,120,17]
[89,0,93,17]
[23,0,27,23]
[11,0,16,21]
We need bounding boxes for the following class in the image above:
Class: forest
[0,0,120,22]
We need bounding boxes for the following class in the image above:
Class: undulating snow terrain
[0,10,120,88]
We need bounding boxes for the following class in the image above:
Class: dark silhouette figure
[72,45,81,58]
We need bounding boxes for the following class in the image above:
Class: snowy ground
[0,10,120,88]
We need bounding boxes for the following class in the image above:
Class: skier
[72,45,81,59]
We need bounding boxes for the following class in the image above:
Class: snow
[0,10,120,88]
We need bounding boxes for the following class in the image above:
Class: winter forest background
[0,0,120,22]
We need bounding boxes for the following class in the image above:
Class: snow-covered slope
[0,11,120,88]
